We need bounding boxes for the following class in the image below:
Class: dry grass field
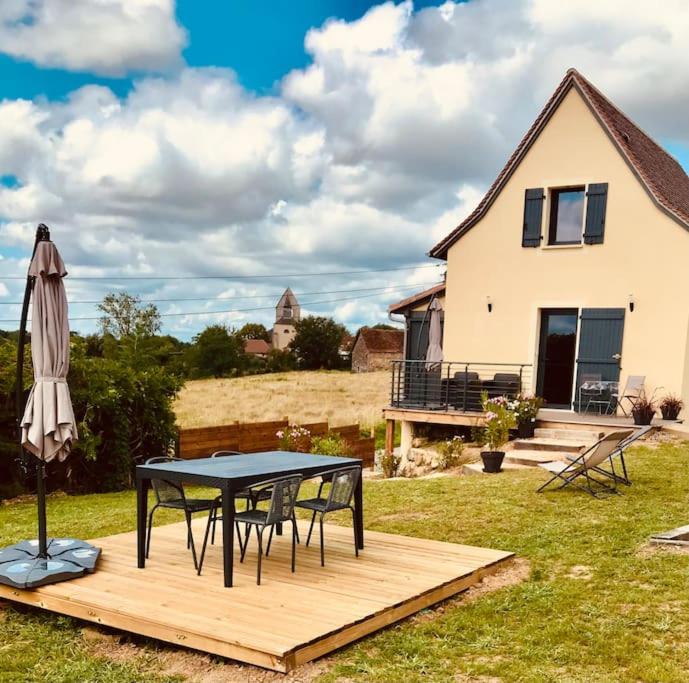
[174,370,389,429]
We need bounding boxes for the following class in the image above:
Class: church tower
[271,288,300,350]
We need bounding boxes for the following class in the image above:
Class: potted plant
[477,394,516,472]
[659,394,683,421]
[510,394,545,438]
[631,391,656,426]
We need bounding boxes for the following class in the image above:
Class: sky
[1,0,689,339]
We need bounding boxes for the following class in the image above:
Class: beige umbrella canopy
[425,297,443,370]
[20,240,77,462]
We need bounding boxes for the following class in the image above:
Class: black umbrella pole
[36,462,48,558]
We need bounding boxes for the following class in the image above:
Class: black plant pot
[633,409,655,426]
[517,421,536,439]
[661,407,681,421]
[481,451,505,473]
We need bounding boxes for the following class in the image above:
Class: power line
[0,264,442,281]
[0,284,443,324]
[0,281,440,306]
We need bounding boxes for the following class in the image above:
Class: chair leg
[266,525,274,556]
[145,504,158,559]
[319,513,325,567]
[197,506,216,576]
[350,507,359,557]
[291,520,297,573]
[211,508,217,545]
[240,523,251,563]
[306,511,317,547]
[185,510,199,571]
[257,527,264,585]
[235,521,245,555]
[293,511,300,544]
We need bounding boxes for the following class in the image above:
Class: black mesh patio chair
[536,430,634,498]
[145,456,219,571]
[485,372,521,399]
[295,466,361,566]
[232,475,303,585]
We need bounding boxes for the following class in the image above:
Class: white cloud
[2,0,689,336]
[0,0,186,76]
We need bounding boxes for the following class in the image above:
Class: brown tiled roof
[355,328,404,354]
[430,68,689,258]
[389,283,445,314]
[244,339,271,355]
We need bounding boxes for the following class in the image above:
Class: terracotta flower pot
[480,450,505,473]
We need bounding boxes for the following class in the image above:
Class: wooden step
[504,450,566,466]
[462,462,532,475]
[512,437,585,453]
[533,428,602,442]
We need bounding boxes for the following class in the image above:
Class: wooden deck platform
[0,520,513,673]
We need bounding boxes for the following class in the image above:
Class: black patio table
[136,452,364,587]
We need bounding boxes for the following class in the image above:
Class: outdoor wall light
[487,296,493,313]
[628,294,635,313]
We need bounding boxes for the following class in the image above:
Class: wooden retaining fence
[176,418,375,466]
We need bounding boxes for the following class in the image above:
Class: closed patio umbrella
[0,225,100,590]
[425,297,443,370]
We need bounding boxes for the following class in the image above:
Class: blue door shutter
[522,188,544,247]
[583,183,608,244]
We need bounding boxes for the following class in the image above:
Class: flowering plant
[508,394,545,425]
[435,435,467,470]
[476,393,516,451]
[276,425,311,452]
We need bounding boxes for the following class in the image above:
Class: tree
[98,293,161,339]
[190,325,248,378]
[237,322,271,343]
[290,316,347,370]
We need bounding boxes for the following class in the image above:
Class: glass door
[536,309,578,409]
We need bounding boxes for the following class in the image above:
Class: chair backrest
[580,373,602,385]
[454,371,480,383]
[146,456,184,504]
[580,430,634,470]
[211,450,243,458]
[616,425,653,452]
[265,475,302,526]
[325,466,361,511]
[622,375,645,397]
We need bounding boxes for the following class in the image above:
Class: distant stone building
[271,288,300,351]
[351,328,404,373]
[244,338,271,358]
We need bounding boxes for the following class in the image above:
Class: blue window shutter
[522,188,544,247]
[584,183,608,244]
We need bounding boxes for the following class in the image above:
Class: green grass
[1,442,688,682]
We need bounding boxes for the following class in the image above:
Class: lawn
[1,440,688,682]
[174,370,389,430]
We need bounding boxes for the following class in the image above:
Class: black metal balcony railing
[390,360,534,412]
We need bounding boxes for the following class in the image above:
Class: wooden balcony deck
[0,519,513,673]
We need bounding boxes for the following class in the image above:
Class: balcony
[389,360,533,413]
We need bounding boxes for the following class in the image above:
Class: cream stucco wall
[272,324,296,351]
[443,87,689,412]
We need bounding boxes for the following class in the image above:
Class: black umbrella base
[0,538,101,589]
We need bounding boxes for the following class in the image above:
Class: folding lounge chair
[612,376,645,416]
[565,425,653,486]
[536,430,634,497]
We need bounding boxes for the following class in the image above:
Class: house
[271,288,300,351]
[351,328,404,372]
[384,68,689,455]
[243,338,271,358]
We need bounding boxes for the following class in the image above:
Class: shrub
[435,435,467,470]
[380,450,401,478]
[509,394,545,425]
[475,394,516,451]
[276,425,311,452]
[632,391,657,425]
[659,394,683,421]
[310,433,353,457]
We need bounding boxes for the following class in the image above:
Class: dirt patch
[637,541,689,557]
[565,565,593,580]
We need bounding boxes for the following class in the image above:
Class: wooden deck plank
[0,520,513,673]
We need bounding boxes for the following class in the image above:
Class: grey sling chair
[565,425,653,487]
[145,456,219,571]
[536,430,634,498]
[201,474,302,585]
[295,466,361,566]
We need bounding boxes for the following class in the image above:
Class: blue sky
[1,1,689,339]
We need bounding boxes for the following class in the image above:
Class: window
[283,305,292,319]
[548,187,585,245]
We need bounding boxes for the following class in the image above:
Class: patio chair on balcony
[611,376,646,416]
[233,475,303,585]
[451,371,482,411]
[145,456,219,571]
[535,430,634,497]
[295,466,361,566]
[485,373,521,399]
[577,373,602,412]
